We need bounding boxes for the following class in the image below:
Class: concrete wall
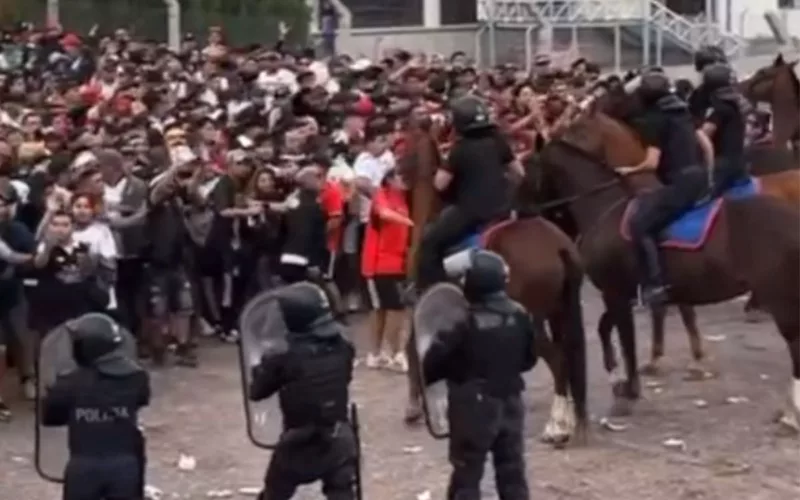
[335,24,792,77]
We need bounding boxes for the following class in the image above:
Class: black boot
[635,236,669,307]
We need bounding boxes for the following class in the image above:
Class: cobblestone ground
[2,287,799,500]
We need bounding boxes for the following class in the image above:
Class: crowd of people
[0,20,776,425]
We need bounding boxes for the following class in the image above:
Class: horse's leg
[403,332,423,425]
[540,314,572,447]
[607,296,641,417]
[775,315,800,434]
[744,292,769,323]
[598,311,618,375]
[640,306,667,376]
[676,305,715,380]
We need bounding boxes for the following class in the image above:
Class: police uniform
[416,96,514,292]
[42,313,149,500]
[629,71,708,306]
[699,63,749,198]
[422,251,537,500]
[249,283,357,500]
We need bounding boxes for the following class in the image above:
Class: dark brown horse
[591,83,799,370]
[399,115,589,446]
[740,54,800,162]
[524,108,800,432]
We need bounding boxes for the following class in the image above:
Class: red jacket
[361,186,410,277]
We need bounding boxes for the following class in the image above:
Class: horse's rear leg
[640,306,667,376]
[598,311,618,374]
[606,296,641,418]
[403,333,423,425]
[744,292,770,323]
[539,315,573,447]
[675,305,716,380]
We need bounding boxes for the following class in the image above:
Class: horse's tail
[559,248,588,424]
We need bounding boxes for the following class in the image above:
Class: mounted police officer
[412,95,523,299]
[689,45,729,125]
[422,250,537,500]
[41,313,149,500]
[249,282,358,500]
[624,70,708,306]
[697,63,749,198]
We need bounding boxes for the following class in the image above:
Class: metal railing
[478,0,747,56]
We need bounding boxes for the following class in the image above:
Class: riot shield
[411,282,469,439]
[237,286,292,449]
[34,321,137,483]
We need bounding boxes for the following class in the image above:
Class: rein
[532,138,624,211]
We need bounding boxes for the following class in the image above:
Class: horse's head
[740,53,799,105]
[522,102,650,209]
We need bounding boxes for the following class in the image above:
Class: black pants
[116,258,145,338]
[629,167,707,284]
[262,424,358,500]
[417,205,485,290]
[447,386,529,500]
[709,158,748,199]
[64,455,142,500]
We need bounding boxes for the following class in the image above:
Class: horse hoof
[774,410,800,436]
[639,362,662,377]
[404,404,423,426]
[612,382,628,398]
[683,364,716,381]
[609,398,633,417]
[542,434,570,449]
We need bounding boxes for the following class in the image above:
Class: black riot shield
[237,286,292,449]
[34,322,137,483]
[411,282,469,439]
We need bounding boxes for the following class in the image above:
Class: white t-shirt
[257,69,297,95]
[73,222,119,309]
[353,150,395,222]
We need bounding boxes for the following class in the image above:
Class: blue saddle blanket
[621,177,761,250]
[447,232,482,254]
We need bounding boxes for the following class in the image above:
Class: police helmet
[276,282,339,337]
[637,70,672,104]
[450,95,493,134]
[67,313,141,376]
[693,45,727,72]
[463,250,509,300]
[701,63,735,91]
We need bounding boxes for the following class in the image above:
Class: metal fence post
[46,0,59,26]
[163,0,181,52]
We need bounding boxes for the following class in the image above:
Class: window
[340,0,423,28]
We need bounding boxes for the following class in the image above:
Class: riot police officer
[697,63,749,197]
[422,250,537,500]
[249,282,358,500]
[41,313,150,500]
[689,45,729,125]
[413,95,523,297]
[625,70,708,306]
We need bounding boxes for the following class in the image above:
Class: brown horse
[399,116,589,446]
[590,84,800,369]
[524,108,800,432]
[740,53,800,163]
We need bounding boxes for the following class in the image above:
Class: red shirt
[320,181,345,252]
[361,187,410,277]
